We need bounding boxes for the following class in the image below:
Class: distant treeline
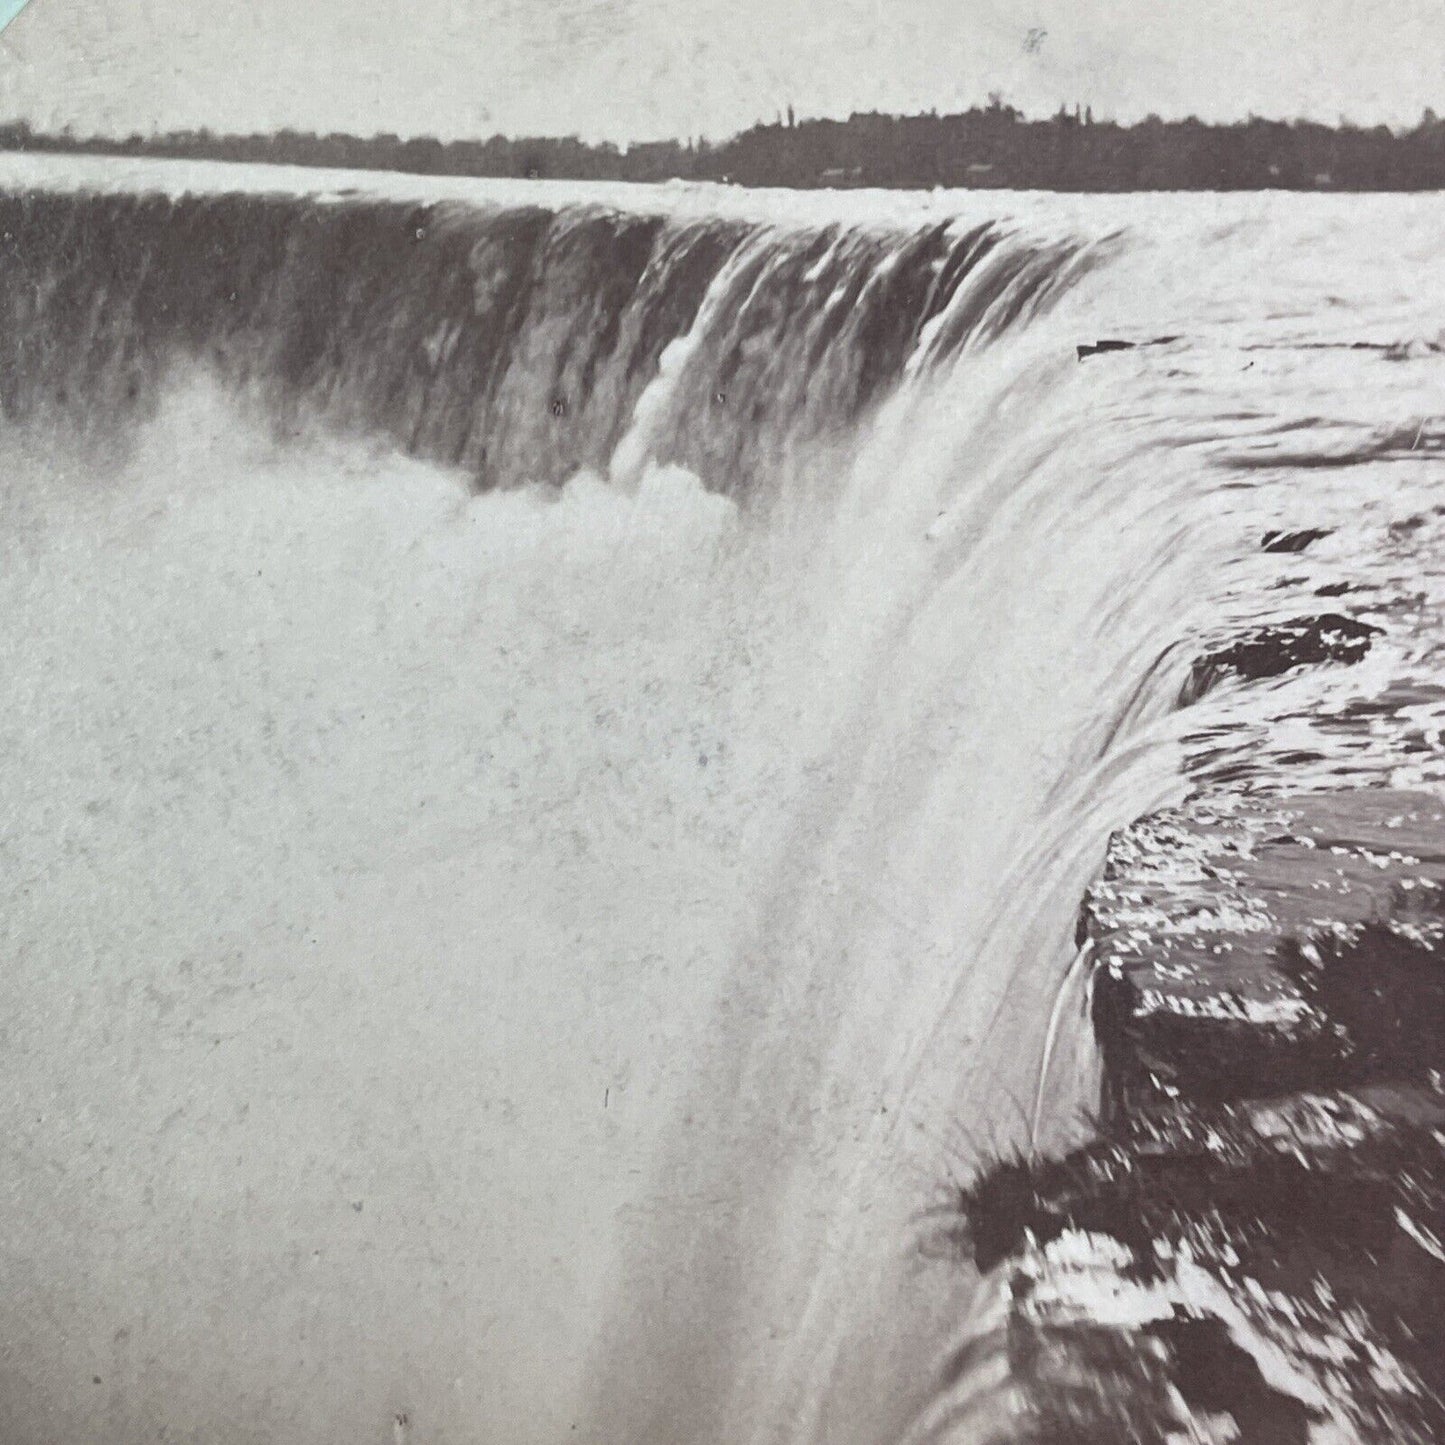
[9,101,1445,190]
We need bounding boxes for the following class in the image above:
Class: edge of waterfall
[957,509,1445,1443]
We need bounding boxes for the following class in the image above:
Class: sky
[2,0,1444,143]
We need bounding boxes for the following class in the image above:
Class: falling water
[4,156,1444,1445]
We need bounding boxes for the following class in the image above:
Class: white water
[5,161,1445,1445]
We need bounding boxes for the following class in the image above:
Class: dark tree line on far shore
[9,99,1445,190]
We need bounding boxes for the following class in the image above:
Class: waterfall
[0,169,1097,497]
[0,156,1260,1445]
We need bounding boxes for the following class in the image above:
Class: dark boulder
[1077,336,1181,360]
[1077,338,1135,360]
[1181,613,1382,703]
[1262,527,1333,553]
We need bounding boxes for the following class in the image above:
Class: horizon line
[2,98,1441,152]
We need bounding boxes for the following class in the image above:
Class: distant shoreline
[8,103,1445,191]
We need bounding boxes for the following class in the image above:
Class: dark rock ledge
[956,585,1445,1436]
[1180,615,1383,705]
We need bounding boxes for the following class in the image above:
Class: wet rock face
[1282,915,1445,1083]
[956,432,1445,1436]
[1075,335,1181,360]
[1179,614,1383,704]
[967,791,1445,1442]
[962,1092,1445,1445]
[1261,527,1333,554]
[1083,790,1445,1113]
[1076,338,1136,360]
[962,787,1445,1438]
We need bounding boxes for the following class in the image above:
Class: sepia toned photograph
[2,3,1444,1442]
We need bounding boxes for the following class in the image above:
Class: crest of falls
[0,175,1098,497]
[6,158,1435,1445]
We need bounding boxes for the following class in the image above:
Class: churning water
[3,156,1445,1445]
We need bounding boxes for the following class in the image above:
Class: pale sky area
[1,0,1444,143]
